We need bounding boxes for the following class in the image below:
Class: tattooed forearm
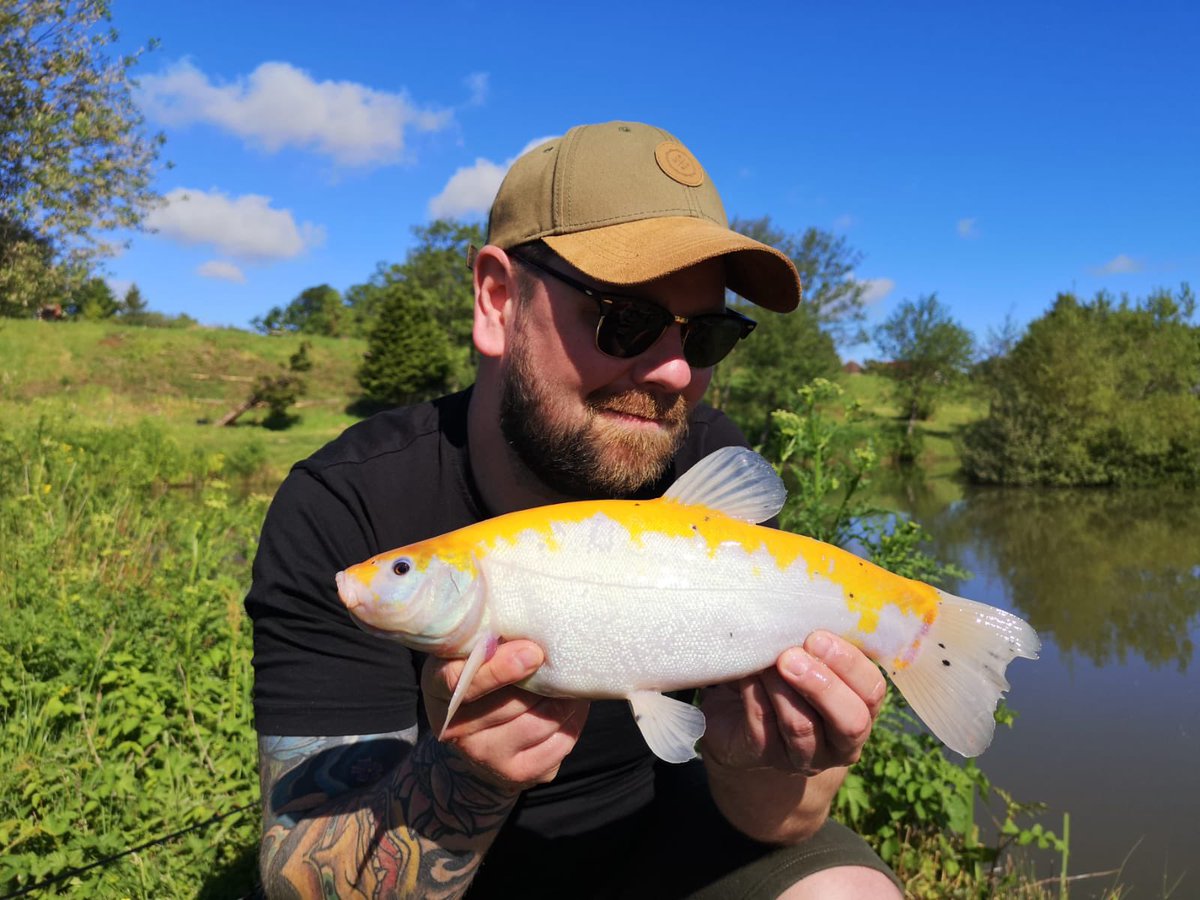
[258,732,518,899]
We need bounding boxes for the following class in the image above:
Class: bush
[764,379,1064,897]
[962,286,1200,486]
[0,419,263,895]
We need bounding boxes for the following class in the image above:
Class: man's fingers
[777,641,874,759]
[804,631,887,717]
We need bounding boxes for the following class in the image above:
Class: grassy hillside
[0,319,368,482]
[837,371,984,477]
[1,320,987,485]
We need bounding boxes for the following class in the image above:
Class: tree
[71,275,118,318]
[353,219,482,404]
[119,282,146,316]
[731,216,869,341]
[961,285,1200,486]
[1,0,163,315]
[357,289,455,407]
[253,284,345,336]
[710,216,853,442]
[216,341,313,429]
[873,293,975,434]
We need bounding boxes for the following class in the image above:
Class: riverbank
[2,320,1104,897]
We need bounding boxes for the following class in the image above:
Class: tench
[335,446,1038,762]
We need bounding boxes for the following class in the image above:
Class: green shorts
[468,760,900,899]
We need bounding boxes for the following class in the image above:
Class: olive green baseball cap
[486,121,801,312]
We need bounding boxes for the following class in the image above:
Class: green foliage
[0,0,164,314]
[873,293,975,428]
[253,284,346,337]
[118,282,146,316]
[712,217,848,442]
[355,219,482,405]
[764,380,1065,897]
[961,285,1200,486]
[71,276,118,319]
[227,340,312,430]
[731,216,869,339]
[0,418,262,895]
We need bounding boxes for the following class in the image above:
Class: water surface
[879,478,1199,898]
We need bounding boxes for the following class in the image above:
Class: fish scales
[480,510,903,697]
[336,446,1040,761]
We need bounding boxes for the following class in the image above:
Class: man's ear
[473,245,517,359]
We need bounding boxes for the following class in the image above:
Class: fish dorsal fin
[663,446,786,524]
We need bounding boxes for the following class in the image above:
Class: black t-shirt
[245,387,751,836]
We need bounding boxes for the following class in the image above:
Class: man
[246,121,902,899]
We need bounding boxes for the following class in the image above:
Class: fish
[335,446,1039,763]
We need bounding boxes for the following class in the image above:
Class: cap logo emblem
[654,141,705,187]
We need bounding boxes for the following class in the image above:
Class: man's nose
[630,324,695,392]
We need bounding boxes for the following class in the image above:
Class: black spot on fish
[691,524,698,531]
[938,642,946,649]
[942,659,951,667]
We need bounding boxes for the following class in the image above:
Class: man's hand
[422,639,590,793]
[700,631,886,775]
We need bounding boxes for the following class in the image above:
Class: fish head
[336,550,479,654]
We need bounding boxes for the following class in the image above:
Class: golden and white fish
[335,447,1038,763]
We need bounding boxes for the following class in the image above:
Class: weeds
[0,418,262,895]
[766,379,1070,899]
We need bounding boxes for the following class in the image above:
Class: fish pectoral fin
[438,631,499,740]
[627,691,706,764]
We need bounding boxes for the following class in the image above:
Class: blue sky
[108,0,1199,360]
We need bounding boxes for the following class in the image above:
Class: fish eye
[392,559,412,576]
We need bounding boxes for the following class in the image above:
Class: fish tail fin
[888,589,1040,757]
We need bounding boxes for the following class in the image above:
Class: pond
[878,476,1200,898]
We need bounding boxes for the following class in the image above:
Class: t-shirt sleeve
[245,465,420,736]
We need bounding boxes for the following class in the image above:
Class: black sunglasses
[510,253,756,368]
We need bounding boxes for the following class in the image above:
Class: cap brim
[543,217,802,313]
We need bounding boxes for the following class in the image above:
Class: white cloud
[428,134,558,219]
[197,260,246,283]
[1096,253,1143,274]
[429,158,508,219]
[957,217,979,238]
[138,60,452,167]
[464,72,489,106]
[858,277,895,306]
[833,214,857,231]
[146,187,325,262]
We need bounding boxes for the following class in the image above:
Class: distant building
[841,361,863,375]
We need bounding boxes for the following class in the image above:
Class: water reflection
[875,476,1200,672]
[869,473,1200,897]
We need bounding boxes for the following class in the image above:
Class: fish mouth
[335,570,360,611]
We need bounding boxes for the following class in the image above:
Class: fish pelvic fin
[663,446,786,524]
[627,691,706,764]
[889,590,1040,758]
[438,631,499,740]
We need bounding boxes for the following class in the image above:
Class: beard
[499,330,690,500]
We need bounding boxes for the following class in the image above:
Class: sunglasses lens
[597,300,672,358]
[683,317,747,367]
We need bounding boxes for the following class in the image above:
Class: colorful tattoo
[258,731,518,898]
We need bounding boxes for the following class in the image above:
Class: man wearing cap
[247,121,901,899]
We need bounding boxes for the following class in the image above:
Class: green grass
[1,318,367,482]
[836,371,986,479]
